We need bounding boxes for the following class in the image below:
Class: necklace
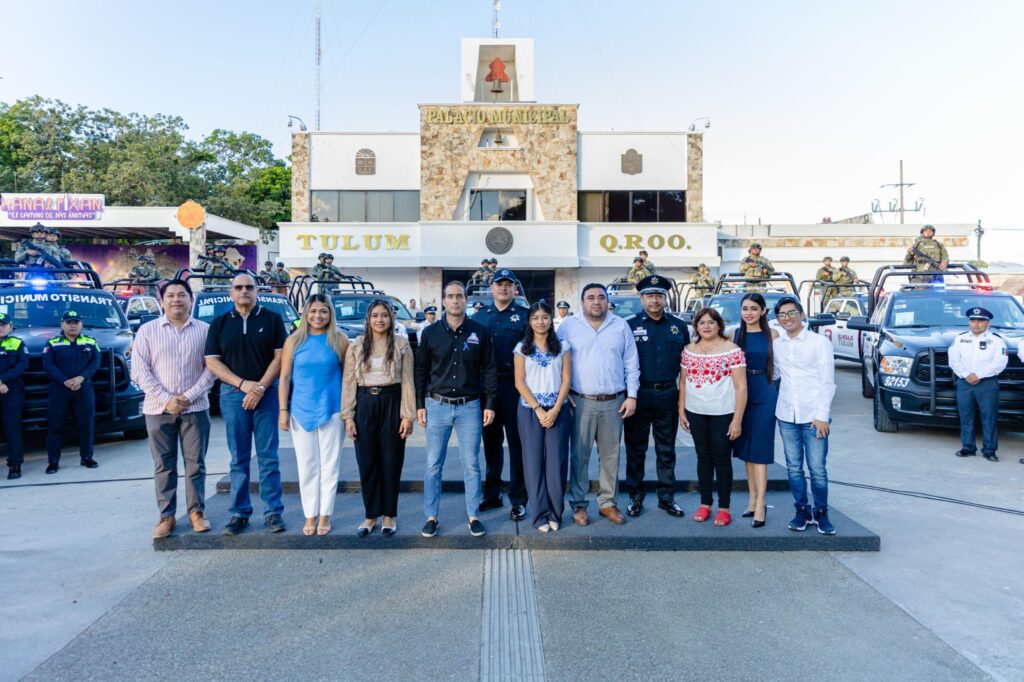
[696,338,722,355]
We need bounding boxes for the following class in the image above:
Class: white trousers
[291,413,343,518]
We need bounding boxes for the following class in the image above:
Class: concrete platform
[156,490,880,552]
[215,446,792,494]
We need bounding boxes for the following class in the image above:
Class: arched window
[355,148,376,175]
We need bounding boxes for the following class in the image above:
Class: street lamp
[287,115,308,132]
[688,117,711,132]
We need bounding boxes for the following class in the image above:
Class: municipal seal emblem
[485,226,514,255]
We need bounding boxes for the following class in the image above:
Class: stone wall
[418,267,443,308]
[418,105,579,222]
[553,267,581,307]
[291,133,310,222]
[686,133,703,222]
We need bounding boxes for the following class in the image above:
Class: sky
[1,0,1022,256]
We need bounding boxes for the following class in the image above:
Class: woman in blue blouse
[513,301,572,532]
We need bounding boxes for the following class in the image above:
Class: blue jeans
[424,397,483,519]
[778,419,829,510]
[221,383,283,519]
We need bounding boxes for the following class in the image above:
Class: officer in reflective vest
[42,310,101,473]
[0,313,29,479]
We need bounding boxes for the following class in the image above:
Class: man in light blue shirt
[557,283,639,526]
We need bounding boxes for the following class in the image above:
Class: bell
[490,80,504,94]
[494,130,504,146]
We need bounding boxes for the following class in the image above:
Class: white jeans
[291,413,343,517]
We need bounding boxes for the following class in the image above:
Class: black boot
[7,464,21,480]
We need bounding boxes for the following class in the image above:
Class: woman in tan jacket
[342,300,416,537]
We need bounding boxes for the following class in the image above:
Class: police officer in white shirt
[553,301,570,331]
[948,307,1007,462]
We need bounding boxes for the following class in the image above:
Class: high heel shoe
[752,505,767,528]
[742,510,755,518]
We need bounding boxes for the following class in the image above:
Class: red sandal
[693,506,712,522]
[713,510,732,526]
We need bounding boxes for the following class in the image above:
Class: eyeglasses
[776,310,802,319]
[233,285,255,291]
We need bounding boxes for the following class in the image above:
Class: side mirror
[415,312,426,322]
[807,313,837,329]
[846,316,880,332]
[835,312,851,321]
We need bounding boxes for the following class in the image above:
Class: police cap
[966,307,993,321]
[920,224,936,234]
[492,268,516,284]
[556,300,570,310]
[0,312,11,326]
[473,301,486,310]
[61,310,83,322]
[424,306,438,314]
[636,274,669,295]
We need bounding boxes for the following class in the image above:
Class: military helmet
[750,242,762,250]
[840,256,850,263]
[920,224,936,234]
[47,225,61,236]
[698,263,708,269]
[324,253,334,260]
[823,256,832,262]
[31,222,46,234]
[137,255,147,261]
[265,260,274,266]
[214,245,226,253]
[276,261,285,267]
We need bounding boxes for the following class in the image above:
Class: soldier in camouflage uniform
[129,255,158,283]
[835,256,858,296]
[626,256,651,284]
[815,256,837,303]
[739,243,775,290]
[273,261,291,294]
[904,224,949,283]
[639,249,656,274]
[312,253,344,282]
[44,226,72,264]
[205,246,234,277]
[689,263,716,293]
[469,258,491,286]
[14,224,58,267]
[147,256,162,280]
[259,260,277,284]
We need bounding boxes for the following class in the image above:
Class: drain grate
[480,548,546,681]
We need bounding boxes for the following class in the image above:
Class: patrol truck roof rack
[713,272,798,295]
[605,275,681,312]
[0,260,103,289]
[865,263,990,316]
[174,268,266,291]
[287,274,375,310]
[606,277,636,295]
[680,281,713,308]
[800,280,870,316]
[466,279,525,299]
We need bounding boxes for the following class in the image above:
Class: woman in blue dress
[732,293,778,528]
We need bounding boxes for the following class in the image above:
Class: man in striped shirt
[131,279,216,539]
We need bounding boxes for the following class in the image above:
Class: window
[311,191,340,222]
[312,191,420,222]
[577,190,687,222]
[469,190,527,221]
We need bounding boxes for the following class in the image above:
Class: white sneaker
[538,523,551,533]
[549,521,560,532]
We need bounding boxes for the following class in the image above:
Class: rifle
[839,266,855,279]
[20,240,64,269]
[910,245,942,268]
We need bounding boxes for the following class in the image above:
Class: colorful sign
[1,193,105,221]
[64,244,257,283]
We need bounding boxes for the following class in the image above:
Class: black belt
[570,390,625,402]
[640,381,676,390]
[430,393,478,406]
[746,369,766,375]
[357,383,401,396]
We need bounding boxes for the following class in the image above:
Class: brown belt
[570,390,625,402]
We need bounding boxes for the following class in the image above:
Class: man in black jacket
[415,281,497,539]
[0,313,28,479]
[43,310,101,473]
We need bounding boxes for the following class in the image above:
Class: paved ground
[1,362,1021,681]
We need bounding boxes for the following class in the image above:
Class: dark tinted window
[606,191,630,222]
[659,191,686,221]
[194,294,298,326]
[469,190,527,221]
[630,191,658,222]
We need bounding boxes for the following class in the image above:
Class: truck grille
[915,349,1024,389]
[21,349,124,430]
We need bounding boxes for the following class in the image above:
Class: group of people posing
[132,269,844,540]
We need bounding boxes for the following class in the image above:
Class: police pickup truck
[690,272,800,337]
[606,276,680,319]
[801,281,871,363]
[289,274,422,347]
[847,264,1024,432]
[0,262,147,439]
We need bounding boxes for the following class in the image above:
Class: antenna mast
[315,0,322,131]
[492,0,501,38]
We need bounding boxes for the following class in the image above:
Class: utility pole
[975,220,984,261]
[315,0,321,132]
[873,160,924,223]
[899,160,905,223]
[492,0,501,38]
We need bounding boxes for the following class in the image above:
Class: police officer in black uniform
[624,274,690,517]
[473,269,530,520]
[0,313,29,479]
[42,310,100,473]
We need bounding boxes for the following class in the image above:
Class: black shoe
[1019,458,1024,465]
[658,500,685,517]
[479,497,504,512]
[223,516,249,535]
[983,452,999,462]
[80,458,98,469]
[356,526,372,538]
[955,449,977,457]
[382,524,396,537]
[510,505,527,521]
[6,465,20,480]
[753,506,767,528]
[421,519,438,537]
[45,463,59,474]
[265,514,286,533]
[626,498,643,517]
[468,519,486,537]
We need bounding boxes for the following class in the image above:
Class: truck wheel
[124,427,149,440]
[861,364,875,399]
[873,391,898,433]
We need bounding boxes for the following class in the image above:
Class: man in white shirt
[553,301,571,331]
[556,283,639,526]
[772,297,837,535]
[948,307,1008,462]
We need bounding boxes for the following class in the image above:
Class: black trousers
[482,381,526,505]
[1,384,25,466]
[47,383,95,464]
[623,386,679,502]
[686,410,733,508]
[353,385,407,518]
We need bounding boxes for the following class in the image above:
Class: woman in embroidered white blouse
[678,307,748,527]
[513,301,572,532]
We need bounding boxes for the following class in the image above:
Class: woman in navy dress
[732,293,778,528]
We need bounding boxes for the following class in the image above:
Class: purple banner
[1,193,105,220]
[66,244,258,283]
